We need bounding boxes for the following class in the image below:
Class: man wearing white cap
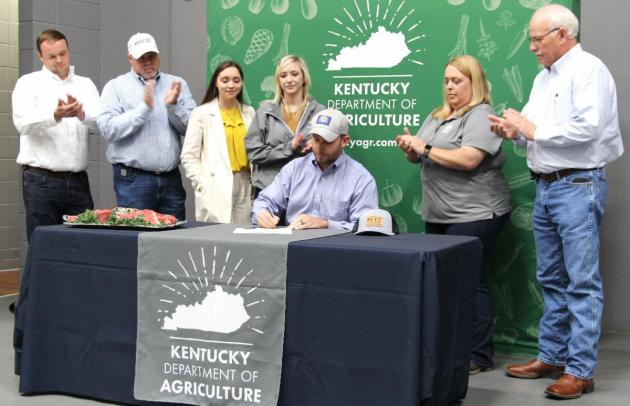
[252,108,378,230]
[97,33,196,220]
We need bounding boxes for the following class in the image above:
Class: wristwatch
[422,144,433,159]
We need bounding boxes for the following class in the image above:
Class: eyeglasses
[529,27,560,45]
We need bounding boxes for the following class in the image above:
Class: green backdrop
[207,0,579,355]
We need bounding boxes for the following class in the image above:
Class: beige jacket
[181,99,255,222]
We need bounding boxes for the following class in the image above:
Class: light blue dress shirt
[98,70,196,172]
[251,152,378,230]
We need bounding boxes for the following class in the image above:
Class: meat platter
[63,208,186,230]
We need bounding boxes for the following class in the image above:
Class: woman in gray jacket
[245,55,324,195]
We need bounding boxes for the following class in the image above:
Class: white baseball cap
[353,209,398,236]
[127,33,159,59]
[308,108,349,142]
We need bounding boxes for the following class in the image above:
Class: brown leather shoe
[505,359,564,379]
[545,373,594,399]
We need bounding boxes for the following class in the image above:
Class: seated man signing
[252,108,378,230]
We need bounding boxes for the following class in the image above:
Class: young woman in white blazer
[181,61,255,223]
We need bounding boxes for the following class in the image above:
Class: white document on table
[233,227,293,235]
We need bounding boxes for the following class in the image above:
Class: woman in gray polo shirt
[396,54,511,375]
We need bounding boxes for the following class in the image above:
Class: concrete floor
[465,333,630,406]
[1,295,629,406]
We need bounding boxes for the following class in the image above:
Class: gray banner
[134,224,344,405]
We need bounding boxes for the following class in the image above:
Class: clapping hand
[291,133,312,155]
[301,138,313,155]
[164,80,181,105]
[489,109,536,141]
[395,127,425,161]
[144,79,155,110]
[54,94,85,122]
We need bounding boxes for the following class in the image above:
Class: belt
[23,165,82,178]
[116,163,178,176]
[530,168,597,182]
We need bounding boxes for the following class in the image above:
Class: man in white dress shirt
[12,29,101,242]
[489,4,623,400]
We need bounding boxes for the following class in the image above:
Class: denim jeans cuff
[537,355,565,367]
[563,369,593,380]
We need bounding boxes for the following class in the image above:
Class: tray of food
[63,208,186,229]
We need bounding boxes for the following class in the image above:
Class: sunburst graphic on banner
[156,245,266,335]
[323,0,427,70]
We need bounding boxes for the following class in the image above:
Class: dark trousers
[22,167,94,243]
[425,212,510,367]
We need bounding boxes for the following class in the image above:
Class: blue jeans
[112,164,186,220]
[534,169,607,379]
[22,167,94,242]
[426,212,510,368]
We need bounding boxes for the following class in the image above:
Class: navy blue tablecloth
[14,224,481,406]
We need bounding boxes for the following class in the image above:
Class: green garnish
[74,210,98,224]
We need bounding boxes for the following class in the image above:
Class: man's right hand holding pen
[256,210,280,229]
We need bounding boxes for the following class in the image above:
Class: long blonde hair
[432,55,492,120]
[274,55,312,105]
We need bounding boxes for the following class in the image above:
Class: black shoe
[469,361,494,375]
[8,301,16,314]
